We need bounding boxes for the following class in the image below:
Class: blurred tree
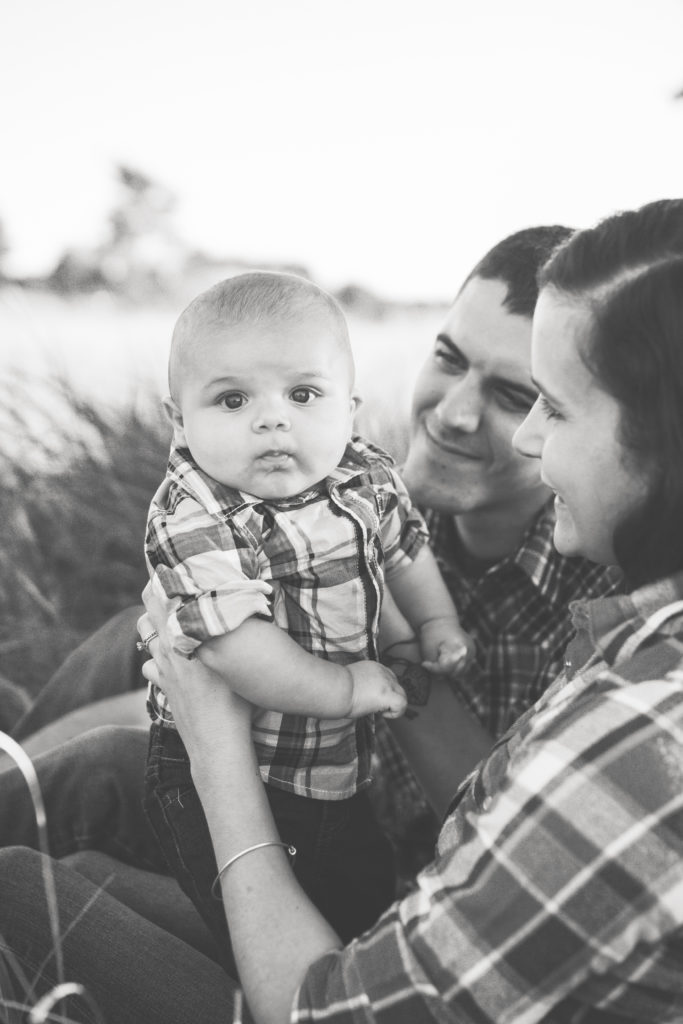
[49,163,187,299]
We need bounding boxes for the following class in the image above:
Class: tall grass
[0,731,108,1023]
[0,373,170,698]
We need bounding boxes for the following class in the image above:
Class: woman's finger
[137,613,153,640]
[142,580,169,633]
[141,659,160,685]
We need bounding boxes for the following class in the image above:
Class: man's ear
[162,396,187,447]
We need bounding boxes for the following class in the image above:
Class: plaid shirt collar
[511,499,560,586]
[426,497,560,592]
[569,569,683,671]
[166,435,387,520]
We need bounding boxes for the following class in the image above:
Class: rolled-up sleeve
[145,490,272,656]
[377,467,429,576]
[292,902,451,1023]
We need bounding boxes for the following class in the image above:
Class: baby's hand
[420,617,475,678]
[346,661,407,720]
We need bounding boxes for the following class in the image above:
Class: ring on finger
[136,630,159,653]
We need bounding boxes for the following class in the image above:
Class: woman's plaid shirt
[293,573,683,1022]
[145,436,427,800]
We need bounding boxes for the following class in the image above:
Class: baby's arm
[198,623,406,720]
[386,545,474,676]
[147,481,405,721]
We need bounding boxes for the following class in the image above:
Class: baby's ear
[162,396,187,447]
[350,391,363,417]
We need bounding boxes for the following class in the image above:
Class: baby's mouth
[258,450,293,464]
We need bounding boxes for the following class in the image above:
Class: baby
[143,271,471,952]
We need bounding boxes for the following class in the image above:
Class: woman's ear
[162,396,187,447]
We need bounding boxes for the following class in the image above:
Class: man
[0,225,619,942]
[364,230,619,863]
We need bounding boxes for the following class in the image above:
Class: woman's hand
[138,583,252,768]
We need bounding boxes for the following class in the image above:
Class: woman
[2,198,683,1023]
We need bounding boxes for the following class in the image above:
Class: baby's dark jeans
[144,723,396,971]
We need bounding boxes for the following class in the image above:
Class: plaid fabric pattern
[292,574,683,1023]
[376,501,622,809]
[145,435,428,799]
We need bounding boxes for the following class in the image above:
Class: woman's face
[513,288,651,566]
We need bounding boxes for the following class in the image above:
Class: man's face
[402,276,549,515]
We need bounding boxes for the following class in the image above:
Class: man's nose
[251,398,291,432]
[434,375,484,433]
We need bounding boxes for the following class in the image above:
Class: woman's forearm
[189,716,342,1024]
[388,679,492,817]
[379,593,492,818]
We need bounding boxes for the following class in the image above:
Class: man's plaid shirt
[292,572,683,1022]
[376,501,622,811]
[145,436,427,800]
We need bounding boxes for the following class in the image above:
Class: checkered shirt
[292,572,683,1022]
[145,435,427,799]
[375,501,622,812]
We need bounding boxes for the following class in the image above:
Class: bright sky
[2,0,683,301]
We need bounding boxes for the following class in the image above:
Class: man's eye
[496,387,537,414]
[290,387,317,404]
[433,340,466,371]
[219,392,246,410]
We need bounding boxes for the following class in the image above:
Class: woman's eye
[538,395,561,420]
[219,392,246,410]
[290,387,317,405]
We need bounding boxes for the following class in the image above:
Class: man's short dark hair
[462,225,575,317]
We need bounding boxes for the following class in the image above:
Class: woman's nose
[512,396,544,457]
[434,376,484,433]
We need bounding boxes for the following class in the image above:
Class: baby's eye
[290,387,318,405]
[218,392,247,410]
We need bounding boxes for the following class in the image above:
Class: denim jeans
[0,846,238,1024]
[145,723,397,953]
[11,605,146,742]
[0,724,162,870]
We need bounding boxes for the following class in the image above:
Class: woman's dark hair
[540,199,683,587]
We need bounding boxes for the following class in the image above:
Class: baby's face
[169,318,357,500]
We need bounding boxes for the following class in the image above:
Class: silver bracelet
[211,841,297,900]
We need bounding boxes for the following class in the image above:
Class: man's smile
[423,419,483,461]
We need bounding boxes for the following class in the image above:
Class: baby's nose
[252,400,291,432]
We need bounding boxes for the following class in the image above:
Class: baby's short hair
[169,271,350,401]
